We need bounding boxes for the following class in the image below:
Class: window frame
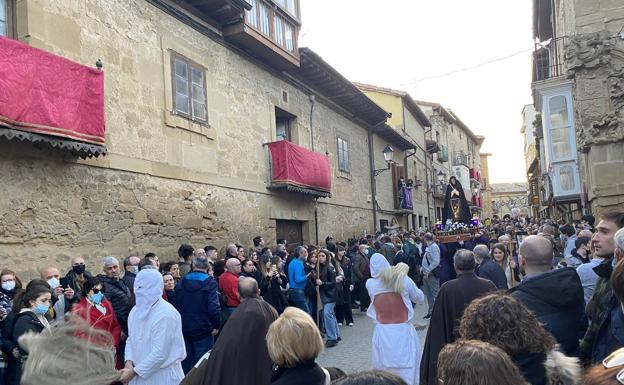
[170,52,208,124]
[0,0,16,39]
[337,136,350,173]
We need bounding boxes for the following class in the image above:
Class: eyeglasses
[602,348,624,384]
[92,288,102,294]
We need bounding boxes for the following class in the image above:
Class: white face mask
[2,280,16,291]
[47,277,60,289]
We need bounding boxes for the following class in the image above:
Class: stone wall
[0,0,379,276]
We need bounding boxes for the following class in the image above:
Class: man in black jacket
[473,244,508,289]
[510,235,587,356]
[97,256,133,334]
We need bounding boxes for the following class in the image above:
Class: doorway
[276,220,304,253]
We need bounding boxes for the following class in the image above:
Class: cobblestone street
[317,300,430,373]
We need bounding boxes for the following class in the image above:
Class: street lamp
[374,145,395,176]
[437,170,446,184]
[382,145,394,163]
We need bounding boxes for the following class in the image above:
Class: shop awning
[267,140,332,198]
[0,36,106,158]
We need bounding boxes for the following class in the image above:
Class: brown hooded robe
[181,297,278,385]
[419,272,496,385]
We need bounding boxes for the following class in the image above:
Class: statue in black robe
[442,176,471,225]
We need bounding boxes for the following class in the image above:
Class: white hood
[370,253,390,278]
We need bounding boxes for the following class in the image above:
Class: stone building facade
[532,0,624,218]
[491,183,530,218]
[0,0,403,276]
[356,84,433,231]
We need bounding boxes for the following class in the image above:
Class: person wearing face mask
[63,256,93,300]
[0,269,23,305]
[72,277,122,369]
[6,282,52,385]
[40,266,75,321]
[123,255,141,294]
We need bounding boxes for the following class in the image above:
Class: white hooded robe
[366,253,425,385]
[125,269,186,385]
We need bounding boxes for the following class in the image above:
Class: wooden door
[276,220,304,253]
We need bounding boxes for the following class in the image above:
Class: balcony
[223,0,300,69]
[533,36,567,82]
[437,145,449,162]
[266,140,331,198]
[452,151,469,167]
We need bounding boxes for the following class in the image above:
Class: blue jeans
[182,335,214,374]
[289,289,309,313]
[323,302,340,341]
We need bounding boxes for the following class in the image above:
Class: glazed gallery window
[0,0,15,37]
[548,95,572,160]
[559,165,575,191]
[337,137,349,172]
[171,54,207,123]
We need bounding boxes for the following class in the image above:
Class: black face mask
[72,264,86,275]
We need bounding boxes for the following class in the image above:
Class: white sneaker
[348,322,354,327]
[338,323,343,326]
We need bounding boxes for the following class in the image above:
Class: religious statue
[398,177,413,210]
[442,176,471,225]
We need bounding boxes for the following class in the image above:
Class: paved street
[317,300,430,373]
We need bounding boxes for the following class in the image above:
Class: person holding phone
[259,257,288,314]
[40,266,75,321]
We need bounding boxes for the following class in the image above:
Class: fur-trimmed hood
[544,349,581,385]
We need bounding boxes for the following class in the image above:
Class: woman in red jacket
[72,276,122,368]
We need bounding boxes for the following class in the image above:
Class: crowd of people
[0,212,624,385]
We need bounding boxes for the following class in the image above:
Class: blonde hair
[266,307,324,367]
[380,262,409,294]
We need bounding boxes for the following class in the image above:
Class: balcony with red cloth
[266,140,331,198]
[0,36,106,158]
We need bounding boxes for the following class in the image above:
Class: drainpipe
[309,94,316,151]
[368,117,390,234]
[424,126,433,227]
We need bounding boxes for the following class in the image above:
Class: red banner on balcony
[267,140,331,198]
[0,36,105,145]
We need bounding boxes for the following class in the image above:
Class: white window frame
[337,137,350,173]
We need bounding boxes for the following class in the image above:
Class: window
[259,1,271,36]
[337,137,349,172]
[548,95,572,159]
[559,165,575,191]
[0,0,14,38]
[171,54,207,123]
[275,0,297,16]
[246,0,258,28]
[274,15,284,47]
[275,107,295,141]
[284,21,295,52]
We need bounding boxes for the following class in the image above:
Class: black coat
[97,274,133,333]
[476,258,508,290]
[6,311,47,385]
[260,274,288,314]
[271,361,326,385]
[63,270,94,299]
[420,273,497,385]
[319,263,337,304]
[336,258,353,305]
[510,268,587,356]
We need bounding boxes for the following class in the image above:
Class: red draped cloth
[267,140,331,197]
[0,36,105,145]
